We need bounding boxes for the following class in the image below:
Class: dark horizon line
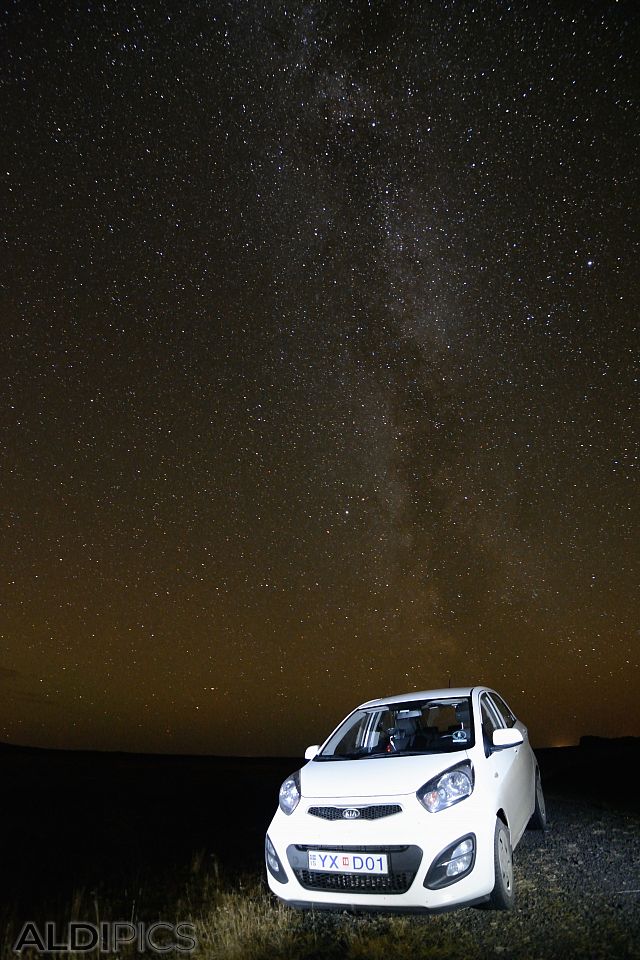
[2,734,639,761]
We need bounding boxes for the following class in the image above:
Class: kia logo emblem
[342,808,361,820]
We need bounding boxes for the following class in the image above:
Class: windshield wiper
[314,751,372,761]
[316,744,469,761]
[314,754,356,761]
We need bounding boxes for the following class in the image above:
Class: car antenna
[448,675,451,688]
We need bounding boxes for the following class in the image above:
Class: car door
[488,692,535,841]
[480,693,529,843]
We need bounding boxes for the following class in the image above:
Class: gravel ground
[292,792,640,960]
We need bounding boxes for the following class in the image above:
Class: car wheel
[488,818,514,910]
[528,768,547,831]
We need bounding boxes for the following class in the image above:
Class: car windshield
[316,697,475,760]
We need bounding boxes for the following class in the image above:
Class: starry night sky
[1,0,638,755]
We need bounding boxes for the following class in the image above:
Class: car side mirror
[304,744,320,760]
[492,728,524,749]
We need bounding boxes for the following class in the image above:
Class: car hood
[301,752,469,799]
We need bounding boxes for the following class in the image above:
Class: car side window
[489,694,517,728]
[480,695,502,755]
[481,697,500,731]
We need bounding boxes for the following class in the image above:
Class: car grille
[294,869,414,893]
[287,845,422,896]
[308,804,402,821]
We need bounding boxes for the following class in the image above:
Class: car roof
[359,687,478,709]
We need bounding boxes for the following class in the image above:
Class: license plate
[308,851,388,875]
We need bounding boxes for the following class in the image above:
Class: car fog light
[425,834,476,890]
[446,838,474,876]
[265,835,288,884]
[266,838,279,872]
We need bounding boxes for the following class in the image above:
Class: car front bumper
[265,792,496,912]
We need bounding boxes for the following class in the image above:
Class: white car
[265,686,546,912]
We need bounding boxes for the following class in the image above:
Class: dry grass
[176,852,484,960]
[2,852,481,960]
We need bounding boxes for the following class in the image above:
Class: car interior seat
[390,717,417,751]
[412,724,439,750]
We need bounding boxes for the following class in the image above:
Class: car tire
[488,817,514,910]
[527,768,547,831]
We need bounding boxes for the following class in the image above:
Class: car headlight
[416,761,473,813]
[279,770,301,815]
